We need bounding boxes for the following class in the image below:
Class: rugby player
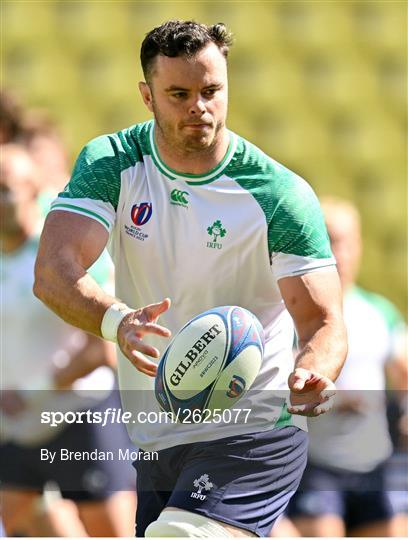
[0,144,136,536]
[34,21,347,537]
[287,198,406,537]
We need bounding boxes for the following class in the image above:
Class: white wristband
[101,303,134,343]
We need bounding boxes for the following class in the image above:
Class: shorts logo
[170,189,189,208]
[191,474,213,501]
[226,374,246,398]
[131,202,152,226]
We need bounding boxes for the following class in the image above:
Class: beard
[151,99,225,156]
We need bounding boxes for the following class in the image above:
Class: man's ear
[138,81,154,113]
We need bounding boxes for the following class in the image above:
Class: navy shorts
[287,461,395,530]
[385,451,408,514]
[0,391,136,502]
[134,426,308,537]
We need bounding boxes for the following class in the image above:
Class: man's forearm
[295,318,347,381]
[34,254,117,337]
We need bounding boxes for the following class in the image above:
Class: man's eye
[172,92,187,99]
[203,89,216,97]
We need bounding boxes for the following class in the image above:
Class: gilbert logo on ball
[155,306,264,422]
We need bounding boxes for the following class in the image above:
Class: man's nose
[188,96,206,115]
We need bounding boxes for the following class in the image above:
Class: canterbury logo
[170,189,189,206]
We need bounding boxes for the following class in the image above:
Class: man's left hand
[288,367,336,417]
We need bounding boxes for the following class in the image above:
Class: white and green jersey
[1,237,114,445]
[51,120,335,451]
[307,286,405,472]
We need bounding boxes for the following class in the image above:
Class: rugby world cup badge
[125,202,152,241]
[131,202,152,226]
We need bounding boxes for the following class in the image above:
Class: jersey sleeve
[269,176,335,280]
[226,137,336,281]
[50,134,125,232]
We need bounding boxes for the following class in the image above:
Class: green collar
[148,120,237,185]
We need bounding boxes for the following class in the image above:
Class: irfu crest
[191,474,214,500]
[207,220,227,242]
[207,220,227,250]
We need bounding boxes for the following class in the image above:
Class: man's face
[139,43,228,154]
[325,211,362,289]
[0,150,38,236]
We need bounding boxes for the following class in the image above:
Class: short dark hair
[140,20,233,82]
[0,90,24,144]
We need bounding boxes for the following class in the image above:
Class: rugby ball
[155,306,264,422]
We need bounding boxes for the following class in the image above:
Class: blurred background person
[0,90,72,216]
[0,143,136,536]
[21,109,71,214]
[0,90,25,145]
[384,325,408,537]
[21,109,70,189]
[285,197,406,537]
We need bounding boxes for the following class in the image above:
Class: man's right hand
[288,367,336,417]
[117,298,172,377]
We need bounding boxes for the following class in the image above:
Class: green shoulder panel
[59,122,149,210]
[353,286,405,331]
[225,137,332,259]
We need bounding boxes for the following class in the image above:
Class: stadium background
[2,0,406,313]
